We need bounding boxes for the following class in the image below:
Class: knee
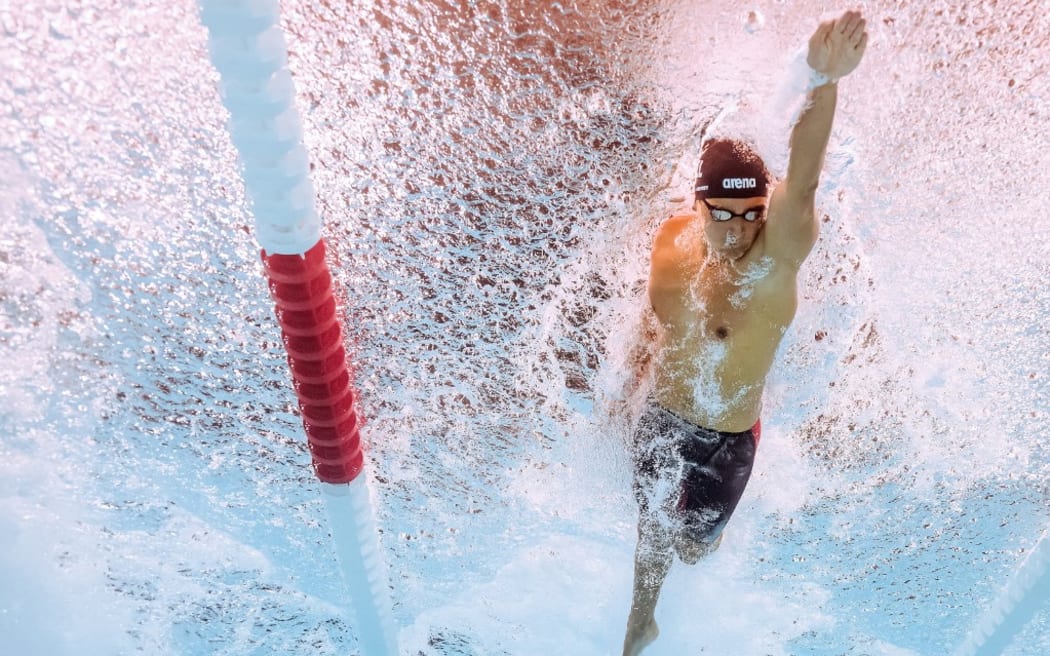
[674,532,722,565]
[674,538,707,565]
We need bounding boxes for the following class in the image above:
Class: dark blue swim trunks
[631,404,758,542]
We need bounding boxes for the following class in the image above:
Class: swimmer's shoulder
[652,213,696,250]
[650,213,700,288]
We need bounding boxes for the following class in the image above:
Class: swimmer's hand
[807,10,868,82]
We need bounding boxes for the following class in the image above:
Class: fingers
[826,10,866,48]
[850,17,867,43]
[812,20,834,42]
[836,9,866,40]
[856,30,869,54]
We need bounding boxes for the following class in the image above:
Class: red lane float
[261,239,363,484]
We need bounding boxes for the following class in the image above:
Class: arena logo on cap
[722,177,757,190]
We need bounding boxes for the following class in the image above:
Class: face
[695,196,767,259]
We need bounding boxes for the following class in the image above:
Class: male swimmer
[622,10,868,656]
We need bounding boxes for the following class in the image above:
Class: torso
[648,214,798,432]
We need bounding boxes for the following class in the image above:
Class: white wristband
[807,66,837,90]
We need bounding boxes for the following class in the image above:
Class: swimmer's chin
[710,244,750,260]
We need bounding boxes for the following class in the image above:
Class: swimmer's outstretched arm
[766,10,868,265]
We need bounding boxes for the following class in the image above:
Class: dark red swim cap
[694,139,770,201]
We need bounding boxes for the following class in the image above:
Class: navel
[715,326,729,339]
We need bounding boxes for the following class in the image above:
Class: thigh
[631,407,684,512]
[678,432,756,540]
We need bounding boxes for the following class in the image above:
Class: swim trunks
[631,404,758,543]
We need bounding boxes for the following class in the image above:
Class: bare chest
[679,261,795,341]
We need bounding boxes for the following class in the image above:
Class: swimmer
[622,10,868,656]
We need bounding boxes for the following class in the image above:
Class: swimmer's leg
[623,512,672,656]
[673,430,755,565]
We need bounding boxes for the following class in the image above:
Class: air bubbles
[745,10,766,34]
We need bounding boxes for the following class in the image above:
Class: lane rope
[953,529,1049,656]
[198,2,398,654]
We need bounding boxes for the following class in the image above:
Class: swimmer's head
[693,139,770,260]
[693,138,770,203]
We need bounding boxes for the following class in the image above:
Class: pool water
[1,1,1047,654]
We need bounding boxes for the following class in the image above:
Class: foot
[622,618,659,656]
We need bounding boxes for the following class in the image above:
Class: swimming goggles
[700,199,766,223]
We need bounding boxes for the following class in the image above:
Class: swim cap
[694,139,770,201]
